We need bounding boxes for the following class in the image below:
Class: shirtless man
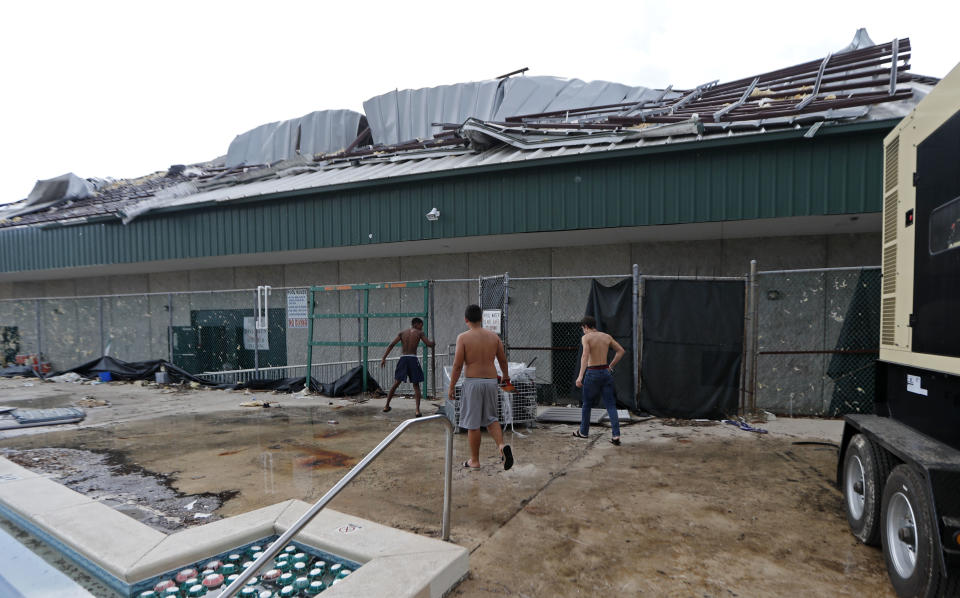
[381,318,435,416]
[574,315,625,445]
[447,304,514,470]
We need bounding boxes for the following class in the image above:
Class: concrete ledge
[0,457,468,597]
[33,502,166,580]
[0,458,41,481]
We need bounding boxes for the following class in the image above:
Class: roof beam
[794,53,832,110]
[889,38,899,95]
[713,77,759,122]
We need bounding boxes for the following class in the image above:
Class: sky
[1,0,957,205]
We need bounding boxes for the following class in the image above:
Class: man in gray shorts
[447,304,514,470]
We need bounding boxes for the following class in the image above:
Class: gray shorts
[460,378,499,429]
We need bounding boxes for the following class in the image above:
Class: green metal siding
[0,126,887,274]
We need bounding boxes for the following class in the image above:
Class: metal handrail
[217,414,454,597]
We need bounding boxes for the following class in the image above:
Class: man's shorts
[394,355,424,383]
[460,377,499,429]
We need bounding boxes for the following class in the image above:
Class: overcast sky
[1,0,957,204]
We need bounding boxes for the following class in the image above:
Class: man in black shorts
[381,318,435,417]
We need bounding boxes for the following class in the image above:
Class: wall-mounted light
[426,208,440,221]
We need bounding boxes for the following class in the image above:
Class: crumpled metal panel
[363,80,502,146]
[225,109,363,167]
[1,173,95,220]
[363,76,662,145]
[493,76,663,120]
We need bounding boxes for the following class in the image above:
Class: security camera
[426,207,440,221]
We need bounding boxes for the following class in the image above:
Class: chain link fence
[496,274,637,406]
[754,266,881,416]
[0,282,463,397]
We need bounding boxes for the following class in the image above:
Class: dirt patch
[0,380,895,596]
[2,447,236,533]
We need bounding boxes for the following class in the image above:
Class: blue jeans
[580,369,620,437]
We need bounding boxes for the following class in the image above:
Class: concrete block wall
[0,233,880,388]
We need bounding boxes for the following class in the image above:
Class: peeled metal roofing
[362,76,674,146]
[118,111,889,221]
[225,109,364,167]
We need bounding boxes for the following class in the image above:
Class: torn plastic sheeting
[52,356,214,385]
[3,173,95,220]
[221,376,321,393]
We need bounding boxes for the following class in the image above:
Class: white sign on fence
[287,288,308,328]
[243,317,269,350]
[482,309,502,334]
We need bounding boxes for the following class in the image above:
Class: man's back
[398,328,423,354]
[459,328,502,379]
[583,331,614,366]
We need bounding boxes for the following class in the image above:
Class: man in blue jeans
[574,315,625,445]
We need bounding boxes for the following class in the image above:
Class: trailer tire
[844,433,888,545]
[881,464,942,598]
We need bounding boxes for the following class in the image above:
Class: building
[0,33,935,405]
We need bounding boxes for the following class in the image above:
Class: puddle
[0,406,391,525]
[0,394,75,410]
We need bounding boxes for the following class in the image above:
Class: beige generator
[838,61,960,597]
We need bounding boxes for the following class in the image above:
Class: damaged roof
[0,34,932,231]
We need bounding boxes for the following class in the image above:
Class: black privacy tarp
[54,356,215,385]
[320,366,381,397]
[639,279,744,419]
[827,270,881,415]
[223,377,322,393]
[580,278,636,411]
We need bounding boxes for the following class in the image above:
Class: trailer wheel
[881,464,942,598]
[844,434,889,545]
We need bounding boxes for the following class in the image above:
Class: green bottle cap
[226,574,240,584]
[139,591,159,598]
[329,564,341,575]
[187,585,207,597]
[279,572,295,586]
[279,586,296,598]
[292,552,309,564]
[239,588,258,598]
[227,553,242,563]
[293,576,310,591]
[180,578,199,593]
[275,559,292,572]
[251,552,264,561]
[306,580,325,595]
[247,545,263,556]
[219,563,238,576]
[154,580,177,593]
[307,567,323,581]
[283,545,297,555]
[292,562,308,575]
[339,569,351,578]
[163,588,180,597]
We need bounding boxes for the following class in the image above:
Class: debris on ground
[239,400,275,408]
[723,417,769,434]
[74,397,110,408]
[49,372,85,384]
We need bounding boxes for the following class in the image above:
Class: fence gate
[638,276,748,419]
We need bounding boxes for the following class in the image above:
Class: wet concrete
[0,379,897,596]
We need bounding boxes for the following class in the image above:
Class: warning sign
[482,309,502,334]
[287,289,308,328]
